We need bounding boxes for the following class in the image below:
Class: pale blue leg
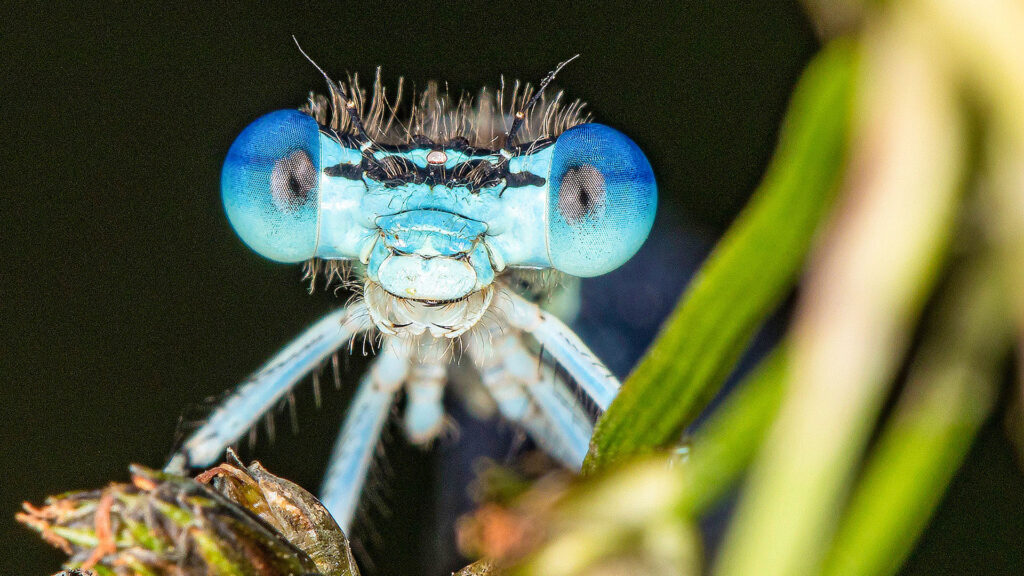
[466,331,531,422]
[521,365,593,468]
[166,303,371,472]
[482,371,532,422]
[530,315,619,408]
[499,288,621,410]
[320,338,410,530]
[403,358,447,444]
[469,330,592,469]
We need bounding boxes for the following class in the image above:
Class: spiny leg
[320,337,411,530]
[166,304,371,472]
[467,330,592,469]
[497,287,621,410]
[521,364,593,468]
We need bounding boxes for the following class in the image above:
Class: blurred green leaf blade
[584,39,858,473]
[820,257,1011,576]
[676,346,787,516]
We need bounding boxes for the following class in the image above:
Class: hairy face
[222,73,655,339]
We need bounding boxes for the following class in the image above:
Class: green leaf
[714,19,966,575]
[675,347,787,517]
[584,39,858,473]
[820,257,1011,576]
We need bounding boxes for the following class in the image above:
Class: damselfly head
[221,70,656,334]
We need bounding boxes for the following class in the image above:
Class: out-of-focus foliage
[458,461,700,576]
[584,39,855,474]
[819,256,1010,576]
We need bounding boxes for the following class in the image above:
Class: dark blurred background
[3,2,1022,574]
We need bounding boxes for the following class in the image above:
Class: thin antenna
[292,36,375,147]
[504,54,580,149]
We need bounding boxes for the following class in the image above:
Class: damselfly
[166,53,656,530]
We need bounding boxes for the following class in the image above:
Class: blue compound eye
[222,109,322,263]
[547,123,657,277]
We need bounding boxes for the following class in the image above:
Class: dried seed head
[18,461,344,576]
[199,450,359,576]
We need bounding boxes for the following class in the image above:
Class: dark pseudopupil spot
[558,164,605,224]
[270,149,316,211]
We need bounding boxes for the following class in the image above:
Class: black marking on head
[270,149,317,211]
[506,171,546,188]
[372,155,418,182]
[322,138,554,192]
[557,164,605,224]
[324,163,364,180]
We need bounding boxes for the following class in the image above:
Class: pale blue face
[222,109,656,301]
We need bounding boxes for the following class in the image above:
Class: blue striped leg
[320,337,411,530]
[522,364,594,468]
[468,330,592,469]
[497,287,621,410]
[166,304,371,472]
